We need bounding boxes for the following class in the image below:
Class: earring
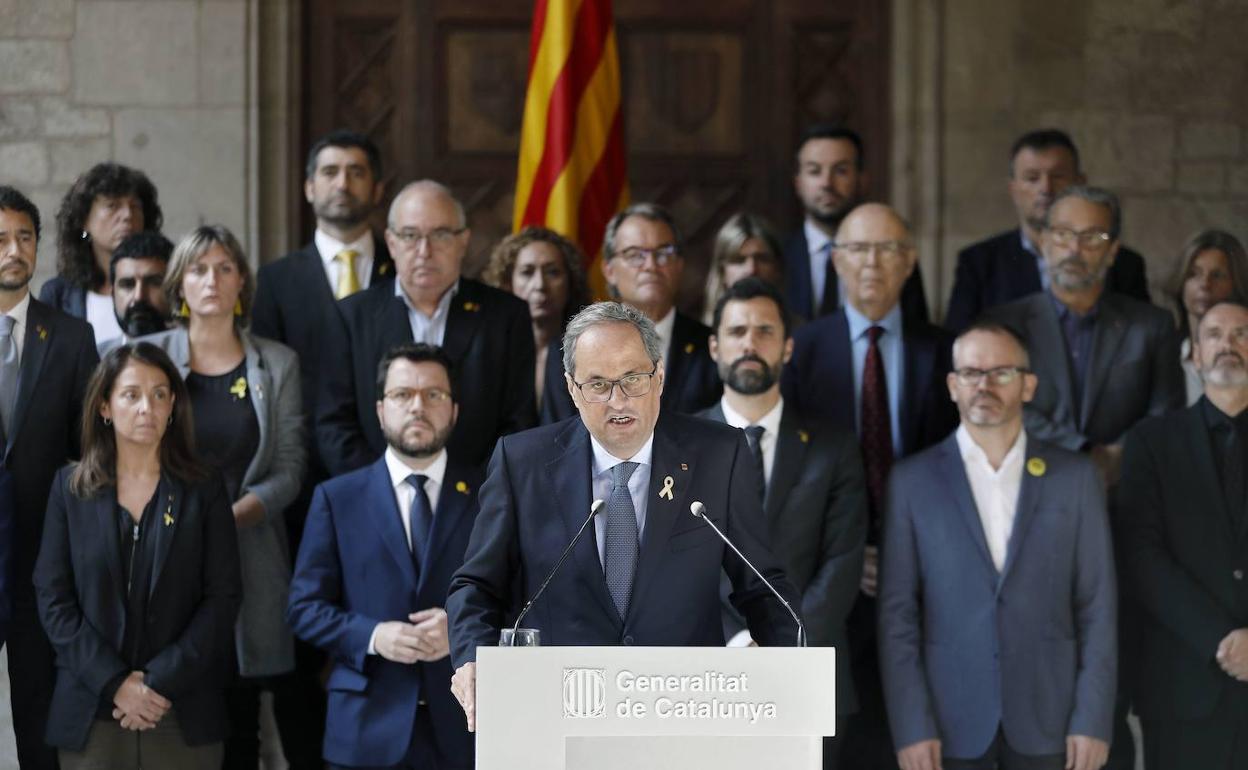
[179,300,190,318]
[233,298,243,316]
[80,230,89,241]
[103,416,111,426]
[167,414,173,426]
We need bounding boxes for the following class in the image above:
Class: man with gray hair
[447,301,800,731]
[318,179,537,473]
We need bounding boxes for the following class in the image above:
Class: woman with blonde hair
[702,213,786,326]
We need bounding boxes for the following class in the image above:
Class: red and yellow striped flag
[512,0,628,296]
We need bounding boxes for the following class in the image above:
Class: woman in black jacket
[34,342,241,768]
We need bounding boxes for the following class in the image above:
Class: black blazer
[700,403,867,714]
[317,277,537,474]
[945,228,1151,332]
[33,468,242,750]
[781,308,958,459]
[37,276,87,320]
[252,239,394,479]
[539,312,721,424]
[782,227,929,324]
[1117,404,1248,728]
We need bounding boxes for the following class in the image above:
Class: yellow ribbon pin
[229,377,248,400]
[455,480,469,494]
[798,429,810,444]
[684,342,695,354]
[462,301,480,312]
[163,512,174,526]
[1026,457,1046,477]
[658,475,675,500]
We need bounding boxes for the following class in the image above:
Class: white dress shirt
[3,290,30,363]
[397,280,459,346]
[653,307,676,363]
[955,424,1026,572]
[85,291,123,348]
[314,228,375,293]
[719,396,784,486]
[367,446,447,655]
[589,432,654,567]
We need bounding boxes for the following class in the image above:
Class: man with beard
[0,186,98,769]
[945,130,1151,333]
[700,277,867,769]
[880,321,1116,770]
[783,125,928,323]
[985,186,1182,486]
[98,231,173,355]
[1117,301,1248,769]
[288,343,481,770]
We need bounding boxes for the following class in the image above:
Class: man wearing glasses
[447,301,800,733]
[879,321,1116,770]
[318,180,537,474]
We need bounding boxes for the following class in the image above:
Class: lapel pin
[379,263,390,275]
[658,475,675,500]
[229,377,248,400]
[680,463,688,471]
[1026,457,1046,477]
[683,342,694,354]
[798,429,810,444]
[462,301,480,312]
[163,512,174,527]
[455,480,470,494]
[36,324,47,341]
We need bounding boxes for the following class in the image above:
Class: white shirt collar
[954,423,1027,474]
[6,290,31,331]
[843,298,902,340]
[720,396,784,436]
[652,307,676,357]
[384,446,448,491]
[589,431,655,476]
[804,218,834,255]
[396,278,460,318]
[314,228,375,267]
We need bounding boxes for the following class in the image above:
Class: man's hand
[112,671,170,731]
[1089,444,1123,488]
[373,620,425,664]
[1065,734,1108,770]
[409,608,450,662]
[897,739,941,770]
[861,545,879,597]
[451,661,478,732]
[1216,628,1248,680]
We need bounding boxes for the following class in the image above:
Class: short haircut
[55,163,163,291]
[163,225,255,327]
[481,226,592,326]
[795,124,865,171]
[110,231,174,286]
[1045,185,1121,240]
[712,276,792,339]
[387,180,466,229]
[375,343,456,401]
[1170,229,1248,340]
[1009,128,1081,176]
[305,128,383,181]
[0,186,41,239]
[953,319,1032,369]
[602,202,683,259]
[562,301,663,376]
[1195,300,1248,342]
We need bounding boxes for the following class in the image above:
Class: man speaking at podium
[447,301,800,730]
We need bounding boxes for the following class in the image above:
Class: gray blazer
[140,326,306,676]
[986,292,1183,450]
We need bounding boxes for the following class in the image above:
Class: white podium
[476,646,836,770]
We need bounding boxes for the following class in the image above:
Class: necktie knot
[611,461,638,488]
[0,315,14,339]
[744,424,765,449]
[866,325,885,345]
[336,249,359,266]
[406,473,428,492]
[334,249,361,299]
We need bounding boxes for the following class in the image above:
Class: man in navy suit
[880,320,1116,770]
[0,186,99,769]
[945,129,1150,332]
[289,343,481,769]
[447,301,800,731]
[783,124,928,324]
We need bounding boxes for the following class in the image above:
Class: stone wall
[0,0,256,290]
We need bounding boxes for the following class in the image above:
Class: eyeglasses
[834,240,913,262]
[572,364,658,403]
[613,245,679,268]
[953,366,1029,387]
[383,387,452,406]
[388,227,467,250]
[1045,227,1112,251]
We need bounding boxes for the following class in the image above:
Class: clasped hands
[374,607,450,664]
[111,670,170,731]
[1216,628,1248,681]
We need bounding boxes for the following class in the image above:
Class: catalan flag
[512,0,628,294]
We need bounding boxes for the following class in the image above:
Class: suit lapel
[1030,296,1078,427]
[441,281,483,364]
[239,334,272,489]
[630,419,688,620]
[784,230,814,318]
[1012,231,1044,295]
[823,312,857,430]
[294,246,336,305]
[901,324,935,456]
[94,491,125,600]
[766,407,807,519]
[997,440,1044,589]
[366,459,419,587]
[7,299,51,454]
[371,237,394,284]
[1183,406,1236,544]
[935,436,998,581]
[1080,298,1128,429]
[148,475,183,601]
[372,280,416,356]
[662,315,694,410]
[419,463,473,594]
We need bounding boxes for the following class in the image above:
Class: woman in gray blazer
[141,224,306,768]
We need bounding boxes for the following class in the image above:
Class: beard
[119,301,169,338]
[0,262,32,292]
[1202,352,1248,388]
[807,195,859,229]
[383,415,454,458]
[312,193,372,229]
[722,354,779,396]
[1048,255,1109,293]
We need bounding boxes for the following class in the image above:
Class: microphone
[506,499,606,643]
[690,501,807,647]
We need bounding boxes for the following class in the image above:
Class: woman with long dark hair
[1170,229,1248,404]
[34,343,241,767]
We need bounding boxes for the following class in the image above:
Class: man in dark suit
[782,202,958,770]
[0,186,99,769]
[317,179,537,474]
[541,202,720,423]
[880,320,1116,770]
[945,129,1151,332]
[447,301,800,731]
[701,277,867,769]
[784,124,928,324]
[1117,301,1248,769]
[252,128,394,768]
[290,343,480,769]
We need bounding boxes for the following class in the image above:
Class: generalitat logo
[562,668,606,718]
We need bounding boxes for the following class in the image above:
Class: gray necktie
[0,315,17,442]
[605,461,639,619]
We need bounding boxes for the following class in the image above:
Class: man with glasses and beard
[98,231,173,355]
[700,277,867,769]
[289,343,481,770]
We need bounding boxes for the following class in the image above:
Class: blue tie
[405,474,433,570]
[605,462,639,619]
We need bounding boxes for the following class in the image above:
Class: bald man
[317,180,537,474]
[782,203,958,770]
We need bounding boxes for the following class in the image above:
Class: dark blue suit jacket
[944,228,1151,332]
[879,434,1117,758]
[782,228,930,324]
[446,413,801,666]
[287,455,482,767]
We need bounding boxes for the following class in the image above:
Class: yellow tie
[334,249,361,299]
